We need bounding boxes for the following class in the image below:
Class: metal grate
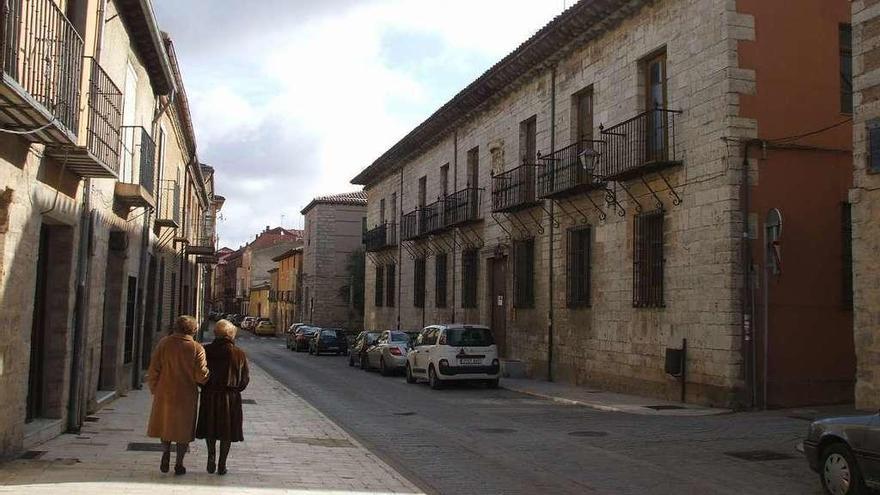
[538,140,605,199]
[725,450,795,462]
[85,57,122,175]
[374,265,384,308]
[491,164,540,213]
[643,405,685,411]
[385,264,396,307]
[633,210,665,308]
[364,222,397,252]
[461,249,479,308]
[513,238,535,308]
[599,108,681,181]
[443,188,481,227]
[400,210,419,241]
[566,227,592,308]
[127,443,165,452]
[413,258,426,308]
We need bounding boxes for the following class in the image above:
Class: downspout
[741,139,760,408]
[452,129,458,323]
[547,66,557,382]
[397,168,403,330]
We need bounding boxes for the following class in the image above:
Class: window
[440,164,449,197]
[435,253,448,308]
[842,203,853,309]
[567,227,591,307]
[390,192,397,222]
[374,266,384,307]
[513,238,535,308]
[869,121,880,174]
[841,24,853,114]
[633,210,664,308]
[379,198,386,224]
[462,249,478,308]
[414,258,426,308]
[467,147,479,188]
[386,264,396,307]
[520,115,537,163]
[573,87,594,143]
[643,50,668,161]
[418,176,427,207]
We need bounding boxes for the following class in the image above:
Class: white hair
[214,319,238,340]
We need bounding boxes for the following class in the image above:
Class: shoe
[217,464,227,475]
[160,452,170,473]
[207,455,216,474]
[174,465,186,476]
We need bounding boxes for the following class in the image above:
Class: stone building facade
[271,247,303,333]
[238,227,302,315]
[354,0,855,408]
[301,192,367,330]
[0,0,217,458]
[852,0,880,410]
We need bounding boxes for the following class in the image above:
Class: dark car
[309,328,347,356]
[801,412,880,494]
[292,326,318,352]
[348,331,380,368]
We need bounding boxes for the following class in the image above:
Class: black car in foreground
[309,328,347,356]
[802,412,880,494]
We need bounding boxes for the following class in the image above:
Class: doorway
[99,236,126,392]
[26,226,50,422]
[490,256,507,357]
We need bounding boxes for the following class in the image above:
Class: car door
[420,328,438,372]
[409,329,425,375]
[369,332,387,368]
[854,415,880,485]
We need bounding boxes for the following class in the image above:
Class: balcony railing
[491,164,540,213]
[419,200,444,236]
[537,140,605,199]
[156,179,180,228]
[84,57,122,174]
[187,213,216,256]
[1,0,84,142]
[364,222,397,252]
[443,187,482,228]
[119,126,156,195]
[600,108,682,181]
[400,210,419,241]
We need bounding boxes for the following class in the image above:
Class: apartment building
[271,247,303,332]
[238,226,302,315]
[353,0,855,408]
[213,246,235,311]
[0,0,217,458]
[852,0,880,410]
[300,192,367,330]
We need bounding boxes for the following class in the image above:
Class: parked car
[406,324,500,389]
[364,330,410,376]
[254,319,276,336]
[309,328,347,356]
[801,412,880,494]
[348,331,381,368]
[285,323,306,350]
[292,326,318,352]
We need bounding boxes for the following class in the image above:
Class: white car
[405,324,500,389]
[240,316,257,330]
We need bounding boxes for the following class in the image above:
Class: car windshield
[389,332,409,343]
[321,329,338,338]
[302,328,317,335]
[445,327,494,347]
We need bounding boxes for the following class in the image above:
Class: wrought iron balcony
[538,140,605,199]
[400,210,419,241]
[0,0,83,144]
[114,126,156,208]
[156,179,180,228]
[599,108,682,181]
[187,213,216,256]
[419,200,445,236]
[491,164,541,213]
[364,222,397,252]
[443,187,482,228]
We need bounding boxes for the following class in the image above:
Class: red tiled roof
[300,191,367,215]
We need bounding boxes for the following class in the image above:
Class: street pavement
[236,333,826,495]
[0,355,419,494]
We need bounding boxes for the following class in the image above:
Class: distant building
[271,247,304,332]
[250,283,271,319]
[301,192,367,330]
[239,226,302,315]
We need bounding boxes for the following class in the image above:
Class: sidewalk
[0,363,421,494]
[501,377,730,416]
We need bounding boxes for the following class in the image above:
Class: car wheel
[380,358,389,377]
[821,443,865,495]
[429,365,443,390]
[405,364,416,384]
[487,378,500,389]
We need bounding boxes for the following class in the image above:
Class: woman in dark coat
[196,319,249,475]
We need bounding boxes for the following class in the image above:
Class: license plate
[459,358,481,365]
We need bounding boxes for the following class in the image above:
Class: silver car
[802,412,880,495]
[364,330,410,376]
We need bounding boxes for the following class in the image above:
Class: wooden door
[645,52,667,161]
[491,256,507,357]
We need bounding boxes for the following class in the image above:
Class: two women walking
[146,316,249,475]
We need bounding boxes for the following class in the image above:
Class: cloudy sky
[153,0,568,248]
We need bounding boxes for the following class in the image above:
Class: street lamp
[577,148,599,183]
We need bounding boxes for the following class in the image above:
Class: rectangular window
[379,198,386,224]
[841,24,853,114]
[513,238,535,308]
[869,122,880,174]
[374,266,384,307]
[440,164,449,197]
[390,192,397,222]
[435,253,448,308]
[633,210,665,308]
[842,202,853,309]
[573,87,594,143]
[418,176,427,207]
[467,147,479,189]
[567,227,591,307]
[520,115,537,163]
[414,258,426,308]
[386,264,396,307]
[462,249,478,308]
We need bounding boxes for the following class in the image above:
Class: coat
[146,334,209,443]
[195,337,250,442]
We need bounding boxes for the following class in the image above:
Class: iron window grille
[374,266,384,308]
[842,202,853,309]
[868,120,880,174]
[840,24,853,114]
[513,238,535,308]
[567,227,592,308]
[462,249,479,308]
[633,209,665,308]
[414,258,426,308]
[435,253,448,308]
[386,264,396,308]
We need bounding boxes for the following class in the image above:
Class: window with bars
[567,227,591,307]
[386,264,396,307]
[841,24,853,114]
[633,210,664,308]
[869,120,880,174]
[435,253,448,308]
[842,202,853,309]
[462,249,478,308]
[513,238,535,308]
[374,266,384,307]
[414,258,426,308]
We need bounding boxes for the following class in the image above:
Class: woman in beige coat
[147,315,209,475]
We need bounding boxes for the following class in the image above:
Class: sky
[152,0,569,249]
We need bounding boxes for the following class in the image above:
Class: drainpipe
[397,168,403,330]
[452,129,458,323]
[132,205,152,389]
[547,66,557,382]
[68,184,91,433]
[741,139,761,408]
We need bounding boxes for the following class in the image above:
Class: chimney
[265,225,269,232]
